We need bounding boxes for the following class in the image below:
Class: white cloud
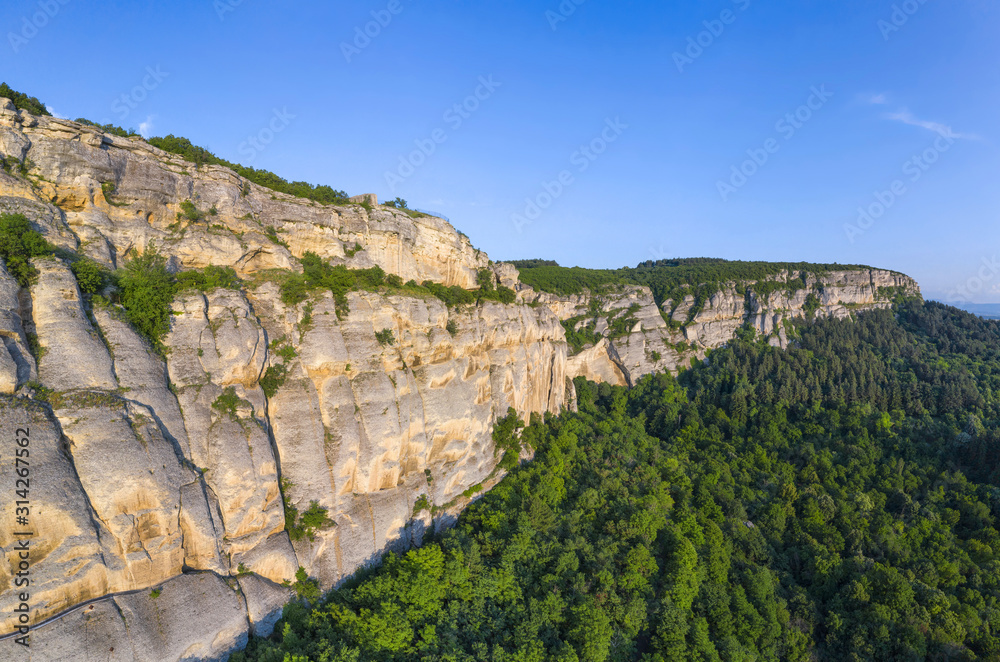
[884,109,978,140]
[45,106,66,119]
[138,116,155,138]
[867,93,889,105]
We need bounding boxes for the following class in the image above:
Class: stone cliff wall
[0,103,567,660]
[0,99,919,660]
[527,268,920,387]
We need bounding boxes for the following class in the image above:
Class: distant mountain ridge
[944,301,1000,319]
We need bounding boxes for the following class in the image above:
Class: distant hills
[941,301,1000,319]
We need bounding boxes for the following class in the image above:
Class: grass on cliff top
[0,83,139,139]
[0,82,353,207]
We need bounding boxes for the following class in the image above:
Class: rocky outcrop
[0,99,920,659]
[0,103,571,658]
[526,268,921,384]
[0,573,258,661]
[0,258,34,394]
[0,98,488,288]
[249,285,567,588]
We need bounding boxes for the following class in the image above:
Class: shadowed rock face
[0,100,919,659]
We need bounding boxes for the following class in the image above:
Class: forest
[233,300,1000,662]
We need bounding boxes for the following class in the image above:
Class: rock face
[0,100,920,659]
[527,269,920,385]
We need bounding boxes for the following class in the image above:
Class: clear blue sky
[3,0,998,301]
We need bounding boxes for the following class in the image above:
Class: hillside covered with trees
[234,301,1000,662]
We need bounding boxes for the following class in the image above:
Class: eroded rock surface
[0,100,921,660]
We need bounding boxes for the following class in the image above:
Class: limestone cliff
[526,268,920,387]
[0,99,918,660]
[0,102,566,659]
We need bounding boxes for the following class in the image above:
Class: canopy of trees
[234,300,1000,662]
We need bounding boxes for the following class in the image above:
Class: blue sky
[2,0,998,301]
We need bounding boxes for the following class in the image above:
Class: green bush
[804,292,821,319]
[70,258,113,295]
[260,364,289,398]
[279,252,389,318]
[175,265,241,292]
[288,567,321,603]
[476,268,496,292]
[561,317,602,355]
[286,500,334,542]
[375,328,396,346]
[270,336,298,362]
[179,200,204,222]
[492,407,526,470]
[211,387,241,419]
[413,494,432,516]
[75,118,139,138]
[480,285,516,305]
[422,280,476,307]
[264,227,289,249]
[0,214,55,286]
[117,245,176,347]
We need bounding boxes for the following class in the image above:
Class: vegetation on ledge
[270,253,517,320]
[513,258,884,314]
[147,134,353,207]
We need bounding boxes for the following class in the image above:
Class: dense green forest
[234,300,1000,662]
[511,258,880,312]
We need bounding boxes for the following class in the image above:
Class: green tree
[117,245,176,346]
[0,214,54,285]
